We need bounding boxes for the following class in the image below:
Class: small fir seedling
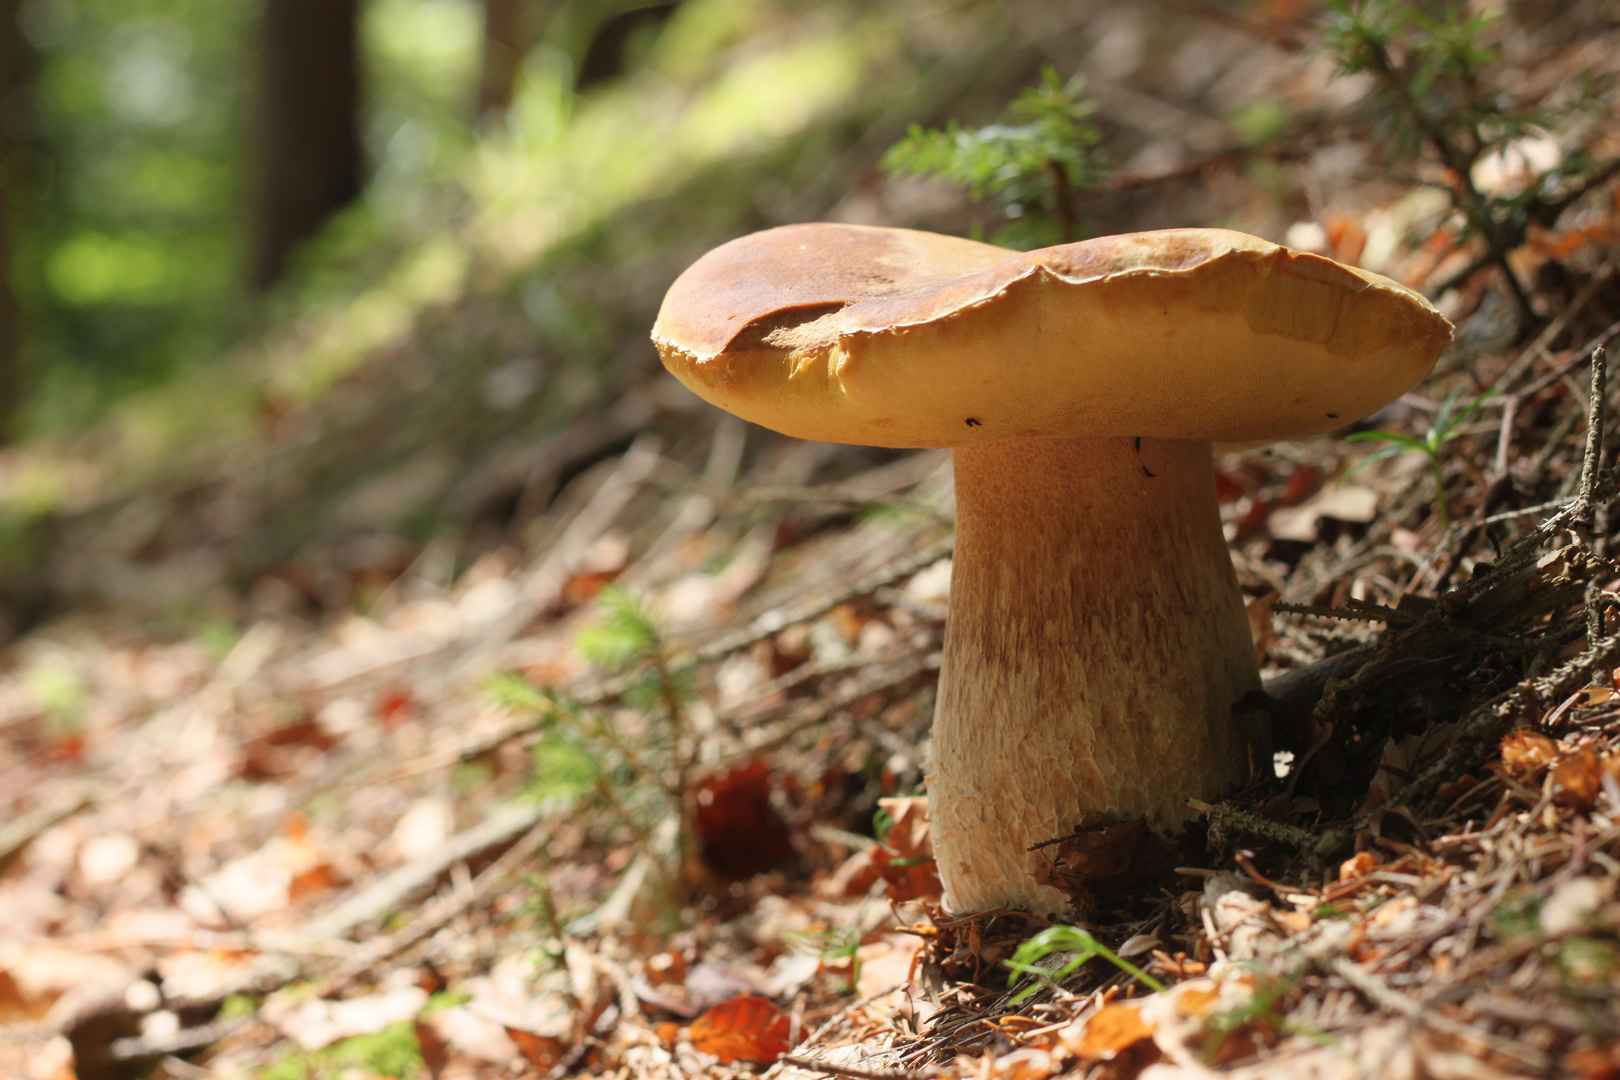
[576,586,698,891]
[574,585,661,671]
[1322,0,1616,323]
[1343,386,1495,531]
[1004,925,1166,1003]
[485,585,698,905]
[881,65,1103,249]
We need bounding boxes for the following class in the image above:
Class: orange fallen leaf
[1338,851,1379,882]
[874,796,942,902]
[414,1020,450,1080]
[1075,1003,1153,1059]
[1500,730,1558,775]
[506,1027,568,1070]
[1175,986,1222,1018]
[1552,749,1602,810]
[689,995,794,1064]
[1246,592,1278,664]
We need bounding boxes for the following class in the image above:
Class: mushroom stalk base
[930,436,1261,916]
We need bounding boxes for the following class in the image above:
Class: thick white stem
[929,436,1261,915]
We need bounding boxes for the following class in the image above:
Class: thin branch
[777,1055,929,1080]
[1576,345,1608,523]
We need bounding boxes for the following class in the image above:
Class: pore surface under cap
[653,224,1453,449]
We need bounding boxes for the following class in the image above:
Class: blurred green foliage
[0,0,909,578]
[260,1019,426,1080]
[13,0,496,434]
[16,0,255,433]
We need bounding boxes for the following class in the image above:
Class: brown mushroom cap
[653,224,1453,448]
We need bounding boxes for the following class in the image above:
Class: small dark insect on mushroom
[1327,413,1339,419]
[965,417,982,427]
[1143,467,1156,477]
[1134,436,1141,451]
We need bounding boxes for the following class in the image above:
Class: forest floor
[6,4,1620,1080]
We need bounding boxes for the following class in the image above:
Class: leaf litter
[6,6,1620,1080]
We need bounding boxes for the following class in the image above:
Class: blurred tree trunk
[250,0,363,291]
[478,0,538,122]
[0,0,31,435]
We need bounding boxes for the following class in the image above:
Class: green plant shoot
[574,585,661,671]
[881,65,1102,249]
[1343,386,1495,531]
[1004,925,1165,1002]
[1321,0,1616,323]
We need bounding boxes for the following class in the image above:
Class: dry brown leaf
[1552,748,1603,809]
[1245,592,1278,664]
[414,1019,450,1080]
[0,968,54,1023]
[1500,729,1558,775]
[689,994,794,1064]
[692,760,795,878]
[506,1026,567,1070]
[995,1046,1062,1080]
[875,796,941,902]
[1073,1003,1154,1060]
[1338,851,1380,882]
[1175,986,1223,1018]
[1563,1042,1620,1080]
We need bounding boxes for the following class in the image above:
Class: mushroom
[652,224,1452,915]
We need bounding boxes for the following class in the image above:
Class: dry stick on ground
[312,812,555,997]
[685,534,954,664]
[93,804,564,1070]
[445,433,665,682]
[401,533,956,778]
[1577,346,1608,526]
[1319,954,1550,1072]
[1487,260,1617,394]
[1187,798,1336,857]
[303,799,551,940]
[107,819,558,1064]
[777,1055,931,1080]
[1396,630,1620,813]
[743,485,950,522]
[0,781,100,871]
[740,651,940,756]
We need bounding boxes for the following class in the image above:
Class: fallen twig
[304,799,553,940]
[1188,798,1341,857]
[778,1054,930,1080]
[1324,956,1549,1071]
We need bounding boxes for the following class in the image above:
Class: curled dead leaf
[1500,729,1558,775]
[1552,749,1603,810]
[692,760,795,878]
[414,1020,449,1080]
[875,796,941,902]
[1073,1003,1154,1060]
[507,1027,568,1070]
[1245,592,1278,664]
[689,994,795,1064]
[1338,851,1379,882]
